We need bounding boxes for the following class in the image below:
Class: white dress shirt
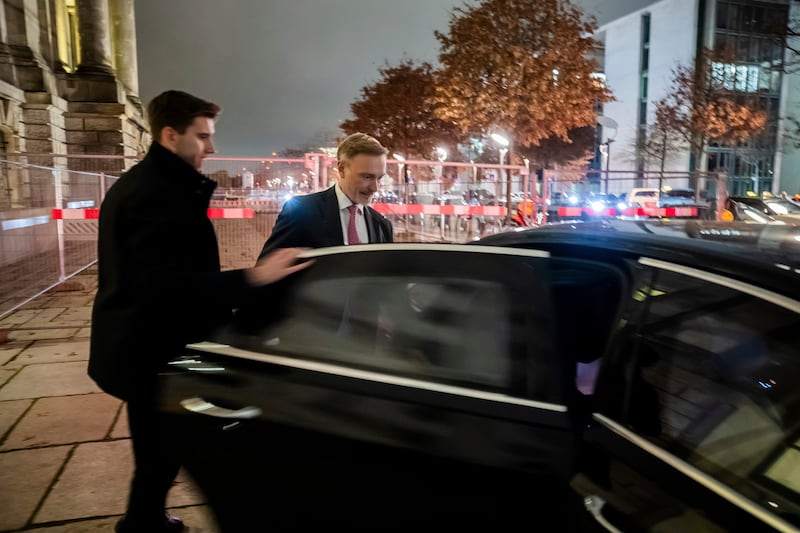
[335,184,368,245]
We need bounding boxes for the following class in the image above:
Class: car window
[766,200,800,215]
[239,275,514,389]
[611,263,800,517]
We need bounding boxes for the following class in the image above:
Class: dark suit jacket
[89,142,251,401]
[258,186,393,259]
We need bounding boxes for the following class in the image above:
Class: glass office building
[586,0,799,196]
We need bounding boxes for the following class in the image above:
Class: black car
[157,221,800,532]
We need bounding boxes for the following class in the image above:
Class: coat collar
[144,142,217,198]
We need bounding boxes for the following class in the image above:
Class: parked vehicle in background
[726,198,785,224]
[729,196,800,224]
[627,187,660,207]
[157,221,800,531]
[372,189,400,204]
[463,188,497,206]
[658,187,705,207]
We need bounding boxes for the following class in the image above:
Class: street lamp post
[393,153,409,233]
[393,153,407,202]
[604,139,615,195]
[597,116,618,195]
[491,133,511,223]
[435,147,448,238]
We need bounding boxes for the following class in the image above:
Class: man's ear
[160,126,178,151]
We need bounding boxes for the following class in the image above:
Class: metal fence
[0,156,520,319]
[1,154,732,319]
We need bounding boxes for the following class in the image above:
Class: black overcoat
[89,143,249,400]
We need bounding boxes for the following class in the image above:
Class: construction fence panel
[8,154,733,318]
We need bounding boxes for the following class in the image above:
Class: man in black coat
[258,132,393,257]
[89,90,310,533]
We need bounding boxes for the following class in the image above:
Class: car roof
[473,220,800,299]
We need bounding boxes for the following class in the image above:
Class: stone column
[76,0,113,74]
[2,0,49,91]
[108,0,137,99]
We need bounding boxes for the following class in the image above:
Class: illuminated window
[55,0,80,72]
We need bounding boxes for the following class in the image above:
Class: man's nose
[205,140,216,154]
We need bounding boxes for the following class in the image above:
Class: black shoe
[115,512,185,533]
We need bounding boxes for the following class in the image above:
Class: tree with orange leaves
[653,47,767,185]
[432,0,613,153]
[340,59,466,162]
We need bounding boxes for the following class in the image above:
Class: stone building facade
[0,0,147,207]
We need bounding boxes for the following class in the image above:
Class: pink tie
[347,204,361,245]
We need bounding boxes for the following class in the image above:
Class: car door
[156,243,588,530]
[578,255,800,532]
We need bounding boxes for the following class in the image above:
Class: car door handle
[179,397,262,419]
[584,495,623,533]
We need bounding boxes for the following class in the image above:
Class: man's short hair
[337,133,388,163]
[146,90,221,141]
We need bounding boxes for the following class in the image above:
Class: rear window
[665,190,694,198]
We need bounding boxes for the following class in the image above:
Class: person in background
[88,90,311,533]
[258,132,393,257]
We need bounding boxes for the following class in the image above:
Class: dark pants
[124,398,182,525]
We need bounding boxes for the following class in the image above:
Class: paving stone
[46,295,94,308]
[34,440,131,523]
[35,441,207,523]
[0,309,40,327]
[0,445,72,531]
[1,394,121,450]
[25,308,68,326]
[54,306,92,322]
[19,516,118,532]
[110,405,129,439]
[14,340,90,365]
[19,297,53,310]
[0,367,18,387]
[0,361,101,400]
[0,343,27,365]
[14,507,219,533]
[75,327,91,338]
[0,398,33,440]
[8,328,81,341]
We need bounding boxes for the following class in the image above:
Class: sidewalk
[0,265,219,532]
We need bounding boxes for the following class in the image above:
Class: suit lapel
[364,207,377,243]
[321,187,344,246]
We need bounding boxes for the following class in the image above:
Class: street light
[490,133,509,147]
[491,133,511,222]
[436,147,448,161]
[393,153,408,204]
[597,116,618,195]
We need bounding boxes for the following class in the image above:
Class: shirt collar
[335,183,360,211]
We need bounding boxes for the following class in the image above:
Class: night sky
[134,0,654,156]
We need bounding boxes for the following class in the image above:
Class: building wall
[0,0,149,208]
[778,1,800,195]
[599,0,699,194]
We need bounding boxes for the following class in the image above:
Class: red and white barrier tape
[52,208,255,220]
[51,204,697,221]
[555,206,698,218]
[370,204,507,216]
